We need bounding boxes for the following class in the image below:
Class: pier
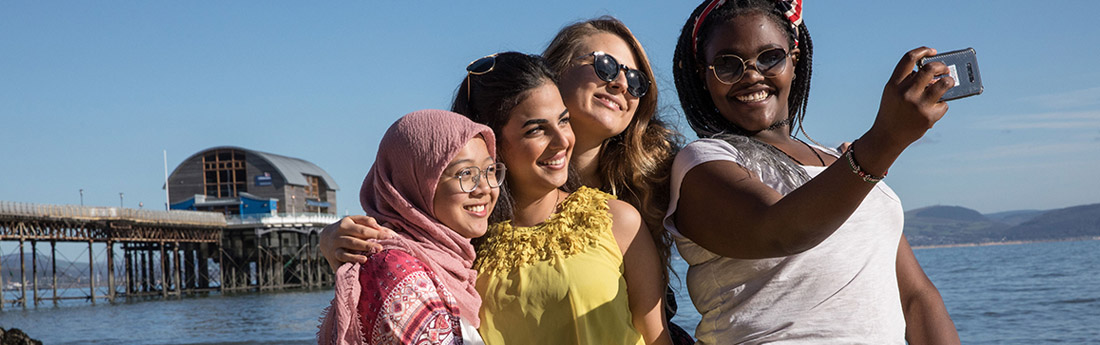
[0,200,337,309]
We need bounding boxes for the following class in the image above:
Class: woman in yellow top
[452,52,669,345]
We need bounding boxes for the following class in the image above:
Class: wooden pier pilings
[0,201,335,309]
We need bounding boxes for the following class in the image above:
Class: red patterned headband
[691,0,803,56]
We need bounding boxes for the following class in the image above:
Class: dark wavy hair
[451,52,559,225]
[673,0,814,139]
[543,16,681,286]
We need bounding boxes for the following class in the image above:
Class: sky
[2,0,1098,215]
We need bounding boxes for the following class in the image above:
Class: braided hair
[673,0,813,139]
[672,0,818,194]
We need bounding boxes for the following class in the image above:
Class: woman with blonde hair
[543,17,680,288]
[541,17,691,343]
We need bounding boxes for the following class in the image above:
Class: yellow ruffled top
[474,186,644,345]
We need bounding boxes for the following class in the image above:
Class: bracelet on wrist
[845,146,886,183]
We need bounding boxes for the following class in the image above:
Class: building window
[304,175,321,200]
[304,174,328,213]
[203,150,247,198]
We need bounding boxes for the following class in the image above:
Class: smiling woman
[451,52,672,345]
[318,109,498,345]
[667,0,960,344]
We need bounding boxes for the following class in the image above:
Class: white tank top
[664,139,906,344]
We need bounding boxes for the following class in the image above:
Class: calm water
[1,240,1098,344]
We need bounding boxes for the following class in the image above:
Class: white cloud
[967,141,1095,159]
[977,110,1100,130]
[1027,86,1100,109]
[913,143,1100,175]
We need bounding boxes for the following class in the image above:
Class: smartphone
[918,47,983,101]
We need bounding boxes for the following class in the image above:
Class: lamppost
[119,192,124,208]
[80,189,84,206]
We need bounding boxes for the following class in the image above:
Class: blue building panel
[240,193,277,215]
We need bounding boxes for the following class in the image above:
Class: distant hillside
[1,253,90,286]
[986,209,1045,225]
[905,203,1100,247]
[1002,204,1100,241]
[909,205,987,222]
[904,206,1010,246]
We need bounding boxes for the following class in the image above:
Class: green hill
[904,203,1100,247]
[910,205,988,222]
[904,206,1009,246]
[1002,204,1100,241]
[986,209,1045,225]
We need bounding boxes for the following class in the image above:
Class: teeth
[464,205,485,213]
[736,90,769,103]
[540,158,566,166]
[596,95,621,110]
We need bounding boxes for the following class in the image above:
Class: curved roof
[173,146,339,190]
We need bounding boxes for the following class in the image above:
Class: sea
[1,239,1098,344]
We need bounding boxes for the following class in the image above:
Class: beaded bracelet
[844,146,886,183]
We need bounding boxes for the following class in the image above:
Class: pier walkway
[0,200,338,309]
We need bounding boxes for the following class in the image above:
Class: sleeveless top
[473,186,645,345]
[664,139,907,344]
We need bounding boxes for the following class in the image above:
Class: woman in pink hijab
[319,109,502,345]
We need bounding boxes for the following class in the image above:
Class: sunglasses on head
[707,47,793,85]
[578,51,650,98]
[465,54,498,102]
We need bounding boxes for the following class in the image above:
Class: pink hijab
[319,109,495,343]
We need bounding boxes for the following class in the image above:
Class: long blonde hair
[543,16,681,285]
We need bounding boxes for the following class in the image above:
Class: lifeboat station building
[167,146,338,216]
[165,146,341,291]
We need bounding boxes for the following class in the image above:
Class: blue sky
[2,1,1098,215]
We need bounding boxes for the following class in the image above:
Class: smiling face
[497,81,574,196]
[433,136,498,238]
[557,32,641,144]
[701,12,799,134]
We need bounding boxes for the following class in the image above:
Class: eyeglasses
[452,162,506,193]
[465,54,497,102]
[578,51,650,98]
[707,47,792,84]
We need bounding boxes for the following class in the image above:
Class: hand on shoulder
[319,215,397,271]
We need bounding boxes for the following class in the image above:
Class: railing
[0,200,226,227]
[225,212,340,227]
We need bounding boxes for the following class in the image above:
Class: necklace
[781,137,826,166]
[545,189,562,222]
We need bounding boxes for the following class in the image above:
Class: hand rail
[0,200,227,226]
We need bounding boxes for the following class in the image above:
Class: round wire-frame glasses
[454,162,506,193]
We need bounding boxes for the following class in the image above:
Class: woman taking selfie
[666,0,960,343]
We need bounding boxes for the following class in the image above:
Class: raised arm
[675,47,954,259]
[609,199,673,345]
[319,215,395,271]
[897,236,960,344]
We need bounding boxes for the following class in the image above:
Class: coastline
[912,236,1100,250]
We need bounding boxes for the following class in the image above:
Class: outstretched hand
[319,215,396,271]
[869,47,954,151]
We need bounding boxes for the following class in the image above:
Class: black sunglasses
[579,51,650,98]
[707,47,792,84]
[465,54,498,102]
